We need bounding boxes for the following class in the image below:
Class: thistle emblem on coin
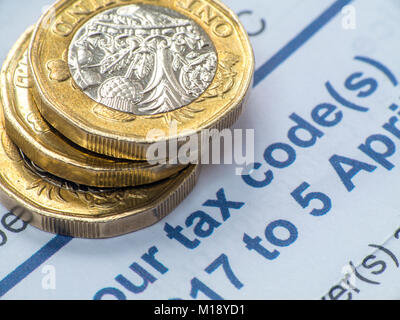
[68,4,218,116]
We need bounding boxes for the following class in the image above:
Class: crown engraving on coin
[68,4,218,116]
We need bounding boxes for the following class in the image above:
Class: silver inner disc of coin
[68,4,217,116]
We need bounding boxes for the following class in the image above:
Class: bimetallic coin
[2,27,187,188]
[29,0,254,160]
[0,110,200,238]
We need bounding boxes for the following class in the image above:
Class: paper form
[0,0,399,300]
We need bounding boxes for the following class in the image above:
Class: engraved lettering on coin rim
[13,51,51,134]
[68,4,218,116]
[50,0,234,39]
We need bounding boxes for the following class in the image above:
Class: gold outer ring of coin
[29,0,254,160]
[2,27,188,188]
[0,107,200,238]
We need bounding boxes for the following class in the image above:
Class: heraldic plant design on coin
[68,4,218,116]
[20,151,148,209]
[30,0,254,160]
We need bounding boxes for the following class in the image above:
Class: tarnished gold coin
[29,0,254,160]
[0,107,199,238]
[2,27,187,188]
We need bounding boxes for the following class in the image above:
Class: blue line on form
[0,235,72,297]
[254,0,353,87]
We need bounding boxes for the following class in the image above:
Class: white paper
[0,0,399,300]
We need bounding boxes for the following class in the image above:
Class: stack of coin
[0,0,254,238]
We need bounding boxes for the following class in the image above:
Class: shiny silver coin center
[68,4,217,116]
